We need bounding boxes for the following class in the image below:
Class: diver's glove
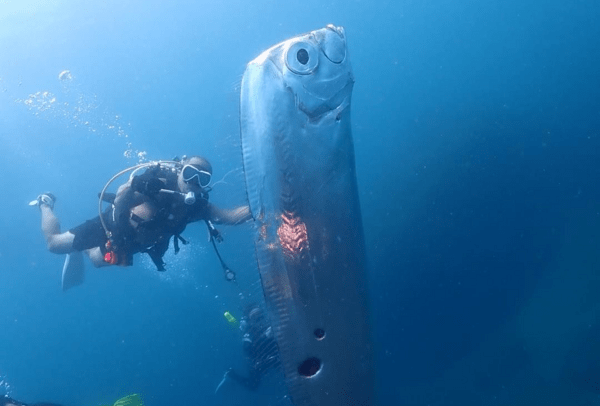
[131,176,163,196]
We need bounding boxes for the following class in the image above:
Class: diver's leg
[245,368,261,391]
[40,205,76,254]
[227,368,260,391]
[85,247,110,268]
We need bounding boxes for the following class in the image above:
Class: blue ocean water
[1,0,599,405]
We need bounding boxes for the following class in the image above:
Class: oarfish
[240,25,375,406]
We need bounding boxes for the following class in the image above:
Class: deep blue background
[1,1,599,405]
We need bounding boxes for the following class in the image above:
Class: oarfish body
[240,25,375,406]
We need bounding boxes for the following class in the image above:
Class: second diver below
[216,303,281,393]
[31,155,251,289]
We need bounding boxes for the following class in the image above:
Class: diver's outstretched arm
[206,203,252,225]
[207,203,252,226]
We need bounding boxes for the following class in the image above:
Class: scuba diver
[216,303,281,392]
[31,155,251,290]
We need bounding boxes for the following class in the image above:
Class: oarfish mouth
[318,24,347,64]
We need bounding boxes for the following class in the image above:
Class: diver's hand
[211,228,223,243]
[206,220,224,242]
[131,176,163,196]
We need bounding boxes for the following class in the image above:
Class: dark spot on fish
[298,357,321,377]
[314,328,325,340]
[336,111,342,122]
[297,48,309,65]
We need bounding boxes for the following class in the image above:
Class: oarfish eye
[285,41,318,75]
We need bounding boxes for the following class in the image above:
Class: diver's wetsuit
[69,207,116,253]
[68,165,211,270]
[228,306,280,391]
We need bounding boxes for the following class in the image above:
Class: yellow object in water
[224,311,237,324]
[113,394,144,406]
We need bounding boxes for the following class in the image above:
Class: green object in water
[224,311,237,324]
[113,394,144,406]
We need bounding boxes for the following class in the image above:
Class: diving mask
[182,164,211,188]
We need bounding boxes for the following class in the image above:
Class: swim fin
[215,369,231,394]
[61,251,85,291]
